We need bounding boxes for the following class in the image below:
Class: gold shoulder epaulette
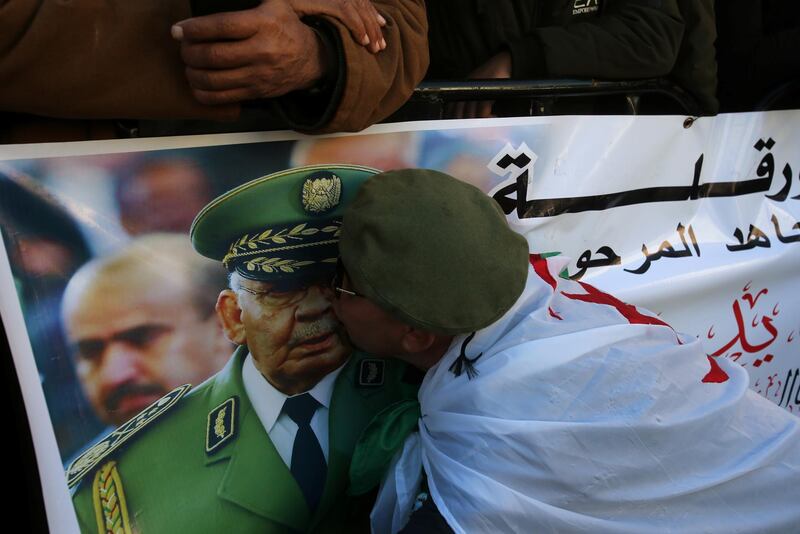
[66,384,192,489]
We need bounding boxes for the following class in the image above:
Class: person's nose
[295,285,333,321]
[99,342,142,397]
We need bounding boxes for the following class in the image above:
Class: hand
[172,0,330,105]
[447,51,513,119]
[289,0,387,53]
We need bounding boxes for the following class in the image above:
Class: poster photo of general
[1,113,799,532]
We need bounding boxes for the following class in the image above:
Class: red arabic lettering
[742,287,768,308]
[711,298,778,357]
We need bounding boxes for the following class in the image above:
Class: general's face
[230,277,350,394]
[66,280,228,426]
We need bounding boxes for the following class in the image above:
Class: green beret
[191,164,378,281]
[339,169,529,335]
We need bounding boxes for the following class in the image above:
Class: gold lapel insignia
[206,396,238,454]
[358,359,386,387]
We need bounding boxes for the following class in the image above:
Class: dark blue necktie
[283,393,327,512]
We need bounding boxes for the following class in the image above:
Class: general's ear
[216,289,246,345]
[400,327,436,354]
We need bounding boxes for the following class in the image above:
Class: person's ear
[400,327,436,354]
[216,289,246,345]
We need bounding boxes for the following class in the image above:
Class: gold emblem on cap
[302,174,342,213]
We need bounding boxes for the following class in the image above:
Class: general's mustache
[288,316,340,348]
[104,382,166,414]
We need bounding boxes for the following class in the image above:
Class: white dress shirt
[242,353,345,467]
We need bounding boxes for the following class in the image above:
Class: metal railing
[392,78,703,119]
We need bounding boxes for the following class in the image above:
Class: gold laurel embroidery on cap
[222,223,341,268]
[214,407,227,439]
[243,257,315,274]
[302,174,342,213]
[92,461,133,534]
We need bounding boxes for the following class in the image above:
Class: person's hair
[65,233,227,319]
[227,271,240,292]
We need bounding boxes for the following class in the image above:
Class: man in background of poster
[61,233,232,428]
[67,166,415,533]
[291,132,417,171]
[115,158,216,237]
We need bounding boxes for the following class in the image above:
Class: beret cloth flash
[339,169,530,335]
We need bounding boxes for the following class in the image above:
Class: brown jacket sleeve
[0,1,427,132]
[0,1,237,121]
[319,0,429,132]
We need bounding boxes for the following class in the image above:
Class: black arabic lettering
[661,223,694,258]
[490,146,535,217]
[625,243,656,275]
[726,224,772,251]
[755,137,776,181]
[492,168,532,218]
[696,141,774,198]
[766,163,792,202]
[569,246,621,280]
[687,224,701,256]
[778,368,800,409]
[509,146,780,218]
[624,223,700,275]
[771,214,800,243]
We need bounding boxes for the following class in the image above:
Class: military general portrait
[67,165,418,533]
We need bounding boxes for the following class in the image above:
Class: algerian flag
[373,256,800,533]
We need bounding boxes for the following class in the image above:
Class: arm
[0,1,238,121]
[274,0,429,132]
[290,0,388,54]
[174,0,428,132]
[312,0,429,132]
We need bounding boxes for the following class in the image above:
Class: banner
[1,112,798,532]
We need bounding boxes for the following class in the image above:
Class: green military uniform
[69,346,413,533]
[68,165,417,533]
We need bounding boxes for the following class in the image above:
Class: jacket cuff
[272,18,346,131]
[508,34,548,79]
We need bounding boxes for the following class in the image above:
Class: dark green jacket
[426,0,718,114]
[69,347,415,533]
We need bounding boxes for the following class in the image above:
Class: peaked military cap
[191,165,378,281]
[339,169,529,335]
